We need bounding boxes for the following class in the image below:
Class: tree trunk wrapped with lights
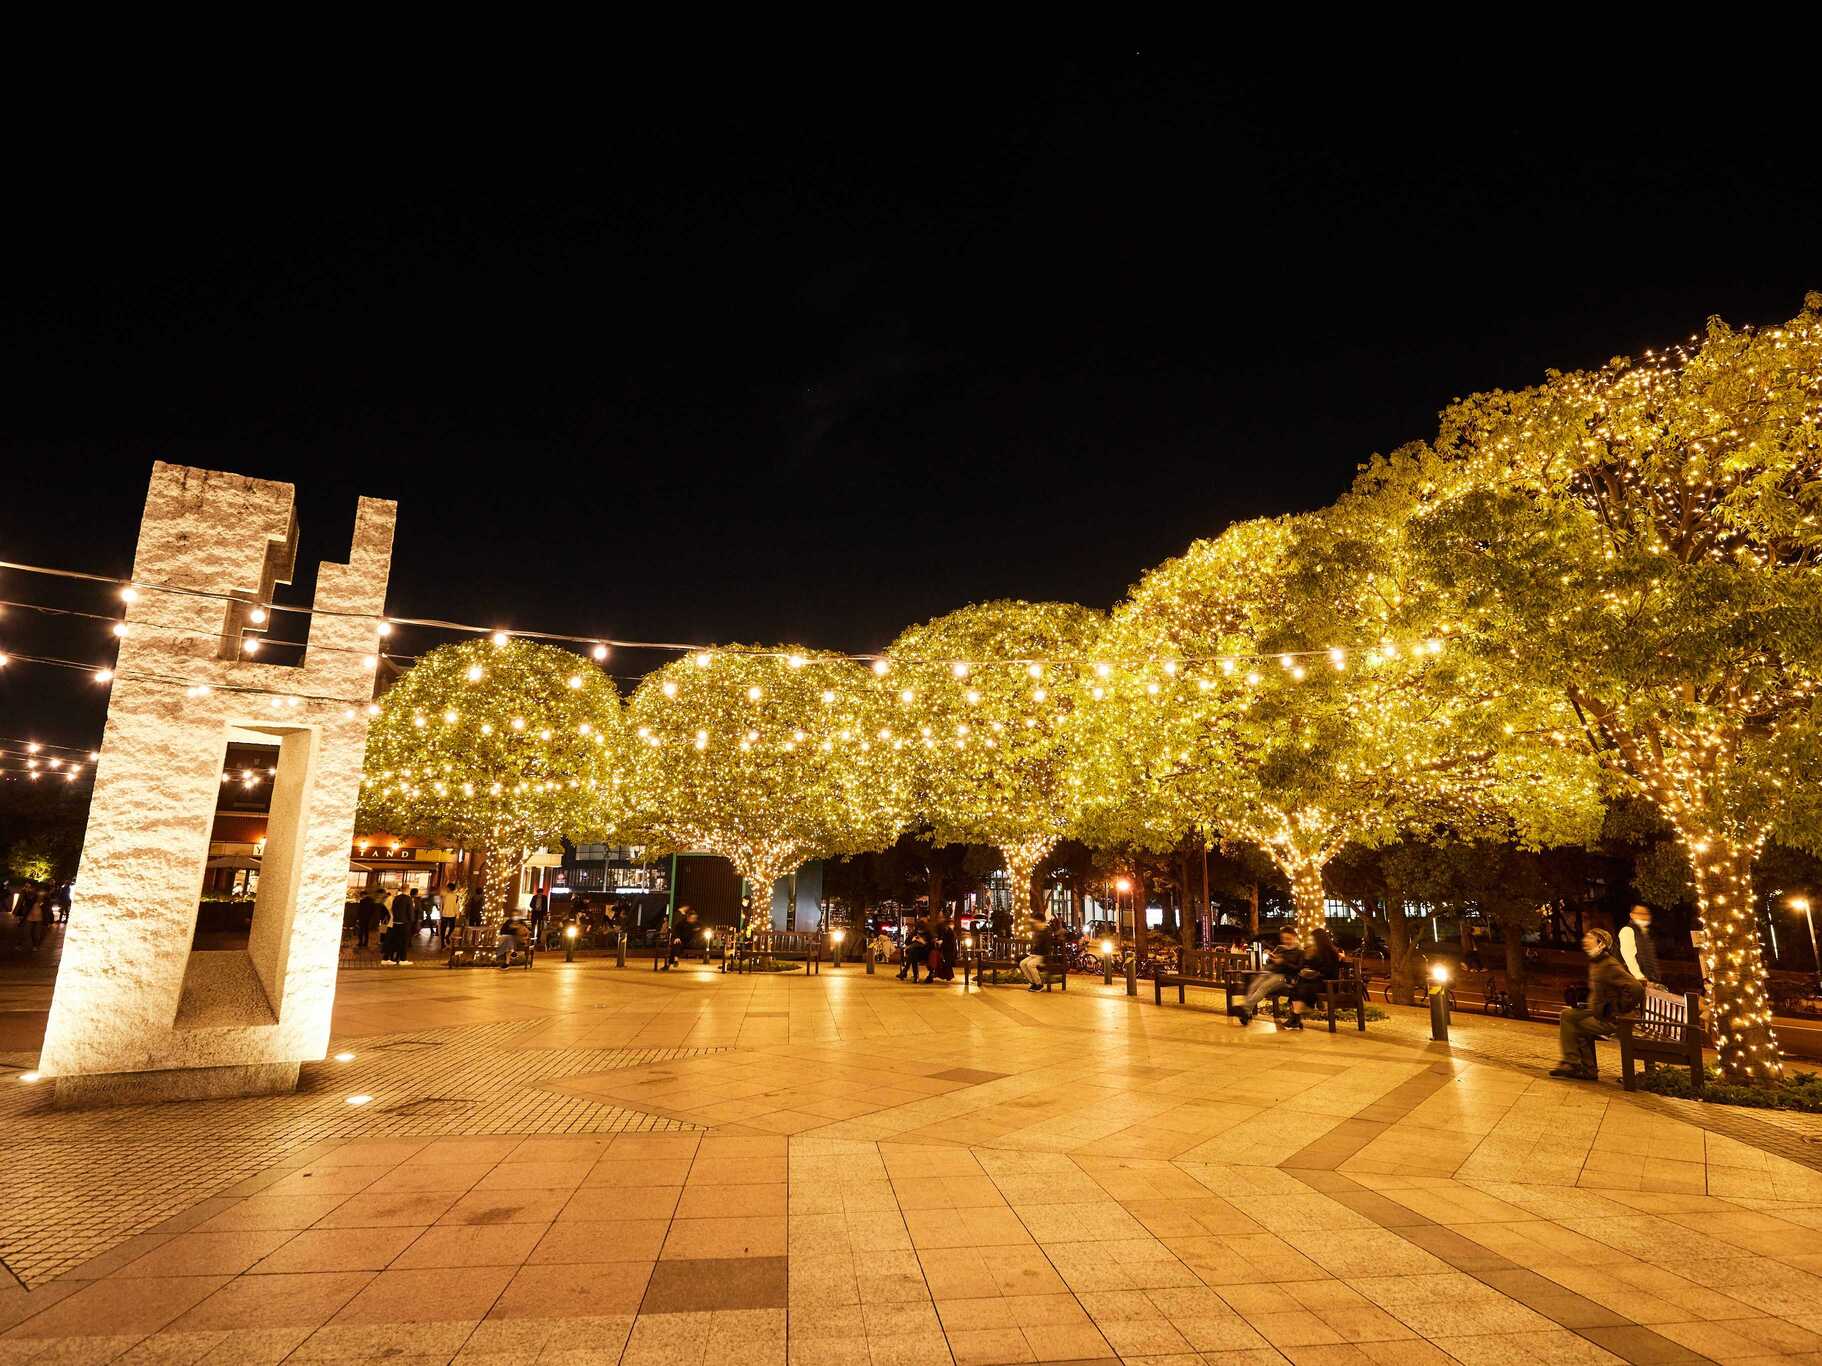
[1385,292,1822,1084]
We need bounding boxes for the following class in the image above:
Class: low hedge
[1637,1065,1822,1113]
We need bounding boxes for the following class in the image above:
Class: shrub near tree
[1391,294,1822,1083]
[358,639,622,925]
[624,647,909,940]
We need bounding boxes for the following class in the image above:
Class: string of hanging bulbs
[0,556,1450,671]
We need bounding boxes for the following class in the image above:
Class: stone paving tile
[7,962,1822,1363]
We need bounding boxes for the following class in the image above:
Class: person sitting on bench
[496,915,526,968]
[1286,926,1341,1030]
[1019,914,1055,992]
[1236,927,1303,1026]
[1551,928,1640,1080]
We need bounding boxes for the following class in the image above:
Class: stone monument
[39,462,396,1105]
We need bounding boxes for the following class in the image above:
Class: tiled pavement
[4,963,1822,1364]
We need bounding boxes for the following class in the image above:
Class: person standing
[530,889,549,946]
[438,884,458,947]
[354,891,378,949]
[25,884,51,949]
[1551,928,1642,1081]
[928,911,958,984]
[388,887,414,963]
[1617,904,1662,988]
[901,917,932,983]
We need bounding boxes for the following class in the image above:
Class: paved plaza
[5,962,1822,1365]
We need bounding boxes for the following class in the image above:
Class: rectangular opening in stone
[196,740,281,951]
[175,724,315,1031]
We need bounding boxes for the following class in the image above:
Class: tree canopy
[1074,512,1600,935]
[358,638,621,920]
[885,600,1104,919]
[624,646,909,934]
[1392,292,1822,1080]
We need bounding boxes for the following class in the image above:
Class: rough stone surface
[38,462,396,1100]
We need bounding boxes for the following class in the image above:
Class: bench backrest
[1177,948,1233,979]
[753,930,819,955]
[968,933,1024,961]
[1633,987,1700,1042]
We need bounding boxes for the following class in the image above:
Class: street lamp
[1791,897,1821,997]
[564,921,578,963]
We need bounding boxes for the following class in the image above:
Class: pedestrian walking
[1551,928,1642,1081]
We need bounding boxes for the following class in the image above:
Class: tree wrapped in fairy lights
[885,601,1104,921]
[1073,514,1599,940]
[358,638,622,924]
[1392,292,1822,1083]
[624,646,909,938]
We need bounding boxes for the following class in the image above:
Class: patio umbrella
[205,855,262,871]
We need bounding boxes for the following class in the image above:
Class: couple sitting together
[1234,926,1341,1029]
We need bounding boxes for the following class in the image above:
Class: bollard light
[962,936,973,949]
[1100,939,1114,954]
[565,922,578,963]
[832,930,845,943]
[1428,961,1452,1041]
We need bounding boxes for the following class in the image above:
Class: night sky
[3,62,1817,753]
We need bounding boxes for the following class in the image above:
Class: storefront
[348,838,457,899]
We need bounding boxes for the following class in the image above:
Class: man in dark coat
[1552,928,1642,1080]
[355,892,379,949]
[388,888,415,962]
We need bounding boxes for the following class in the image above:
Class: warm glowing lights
[491,631,509,647]
[112,622,129,638]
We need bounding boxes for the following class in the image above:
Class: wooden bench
[1155,948,1250,1010]
[447,927,534,969]
[1617,988,1704,1093]
[727,930,822,974]
[964,934,1065,990]
[1315,958,1368,1033]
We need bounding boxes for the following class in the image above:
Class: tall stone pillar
[39,462,396,1106]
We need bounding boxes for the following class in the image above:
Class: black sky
[2,60,1817,751]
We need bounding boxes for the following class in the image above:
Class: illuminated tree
[358,639,621,924]
[625,646,909,937]
[1391,293,1822,1082]
[885,602,1104,920]
[1075,514,1599,939]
